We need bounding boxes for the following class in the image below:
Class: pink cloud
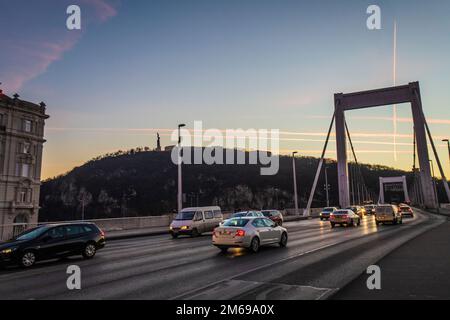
[80,0,118,22]
[1,0,118,93]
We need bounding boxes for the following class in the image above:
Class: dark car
[261,210,284,226]
[0,223,105,268]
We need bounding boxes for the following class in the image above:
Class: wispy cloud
[1,0,118,93]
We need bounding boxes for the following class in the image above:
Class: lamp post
[292,151,299,215]
[324,165,330,207]
[430,159,440,213]
[177,124,186,213]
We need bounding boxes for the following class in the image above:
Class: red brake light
[100,229,105,237]
[235,229,245,237]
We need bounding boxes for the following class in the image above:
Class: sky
[1,0,450,179]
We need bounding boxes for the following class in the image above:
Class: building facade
[0,92,49,240]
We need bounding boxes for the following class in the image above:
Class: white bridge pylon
[303,82,450,216]
[378,176,410,204]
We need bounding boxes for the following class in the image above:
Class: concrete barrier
[0,209,323,240]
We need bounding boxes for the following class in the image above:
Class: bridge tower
[334,82,444,209]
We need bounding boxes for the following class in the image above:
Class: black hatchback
[0,223,105,268]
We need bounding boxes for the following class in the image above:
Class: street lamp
[177,124,186,213]
[292,151,299,215]
[430,159,440,212]
[324,165,330,207]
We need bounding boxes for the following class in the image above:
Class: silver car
[212,217,288,253]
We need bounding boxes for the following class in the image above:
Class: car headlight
[180,226,189,230]
[1,248,14,254]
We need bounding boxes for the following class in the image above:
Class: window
[23,119,32,132]
[65,225,84,236]
[46,226,66,239]
[223,219,248,227]
[20,163,30,178]
[194,211,204,221]
[213,210,222,219]
[204,211,213,219]
[22,142,31,154]
[83,225,95,233]
[263,218,276,228]
[18,190,26,203]
[252,219,266,228]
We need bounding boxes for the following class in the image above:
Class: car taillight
[100,229,105,237]
[213,228,218,237]
[235,229,245,237]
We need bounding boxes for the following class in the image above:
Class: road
[0,209,444,300]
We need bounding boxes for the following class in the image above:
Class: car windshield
[376,206,392,214]
[175,211,196,221]
[223,219,249,227]
[14,226,49,241]
[334,210,348,215]
[262,211,271,217]
[323,208,334,212]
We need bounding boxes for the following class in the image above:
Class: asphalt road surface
[0,210,444,300]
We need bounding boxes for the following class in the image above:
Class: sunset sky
[1,0,450,179]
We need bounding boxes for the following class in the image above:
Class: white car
[330,209,361,228]
[212,217,288,253]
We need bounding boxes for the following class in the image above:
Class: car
[261,210,284,226]
[230,211,264,219]
[170,206,223,238]
[364,204,377,215]
[330,209,361,228]
[345,206,365,218]
[398,204,414,218]
[319,207,338,220]
[0,223,105,268]
[375,204,403,225]
[212,217,288,253]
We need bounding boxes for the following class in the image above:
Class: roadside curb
[323,209,446,300]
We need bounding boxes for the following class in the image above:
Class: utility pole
[324,165,330,207]
[177,124,186,213]
[292,151,299,215]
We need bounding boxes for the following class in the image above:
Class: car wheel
[82,243,97,259]
[399,218,403,225]
[218,246,228,253]
[171,233,178,239]
[357,218,361,226]
[331,222,335,228]
[250,237,260,253]
[20,251,36,268]
[279,232,288,247]
[320,218,323,221]
[191,228,200,237]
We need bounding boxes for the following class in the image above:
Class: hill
[39,148,414,221]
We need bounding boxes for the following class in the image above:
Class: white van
[169,206,223,238]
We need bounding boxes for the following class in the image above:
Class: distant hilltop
[39,147,412,222]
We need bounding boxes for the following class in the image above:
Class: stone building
[0,91,49,240]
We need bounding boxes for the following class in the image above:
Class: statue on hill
[155,132,161,151]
